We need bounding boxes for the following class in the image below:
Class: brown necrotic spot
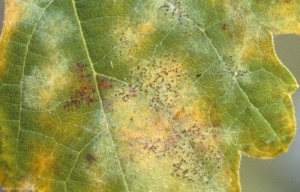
[242,145,250,152]
[85,154,97,164]
[222,23,227,31]
[283,0,292,3]
[75,62,86,73]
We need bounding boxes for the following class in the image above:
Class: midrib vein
[70,0,130,191]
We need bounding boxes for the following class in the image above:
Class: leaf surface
[0,0,299,191]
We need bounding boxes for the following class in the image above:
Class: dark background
[0,1,299,191]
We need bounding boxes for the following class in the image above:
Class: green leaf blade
[0,0,298,191]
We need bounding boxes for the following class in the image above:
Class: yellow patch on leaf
[2,0,22,34]
[0,0,22,74]
[23,60,71,110]
[138,22,155,34]
[31,151,55,178]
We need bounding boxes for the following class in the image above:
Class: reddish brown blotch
[63,62,99,109]
[98,79,113,89]
[83,85,89,93]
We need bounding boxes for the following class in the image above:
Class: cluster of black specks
[158,1,195,39]
[107,9,195,65]
[142,123,224,184]
[159,0,189,20]
[224,56,247,77]
[115,56,188,111]
[108,21,153,64]
[64,62,99,109]
[108,24,136,61]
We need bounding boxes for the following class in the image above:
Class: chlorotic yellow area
[21,5,80,110]
[1,0,22,35]
[99,56,232,191]
[108,56,210,139]
[23,60,72,110]
[238,41,260,62]
[270,1,300,34]
[0,0,37,74]
[0,0,21,74]
[9,177,36,192]
[112,20,157,61]
[138,22,155,34]
[31,151,55,178]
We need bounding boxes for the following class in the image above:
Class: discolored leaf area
[0,0,299,191]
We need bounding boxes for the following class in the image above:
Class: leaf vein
[67,1,130,191]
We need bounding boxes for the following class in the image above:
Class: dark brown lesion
[222,23,227,31]
[283,0,292,3]
[242,145,250,152]
[63,62,99,109]
[85,154,97,165]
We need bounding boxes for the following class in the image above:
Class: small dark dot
[85,154,96,164]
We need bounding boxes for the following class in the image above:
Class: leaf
[0,0,298,191]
